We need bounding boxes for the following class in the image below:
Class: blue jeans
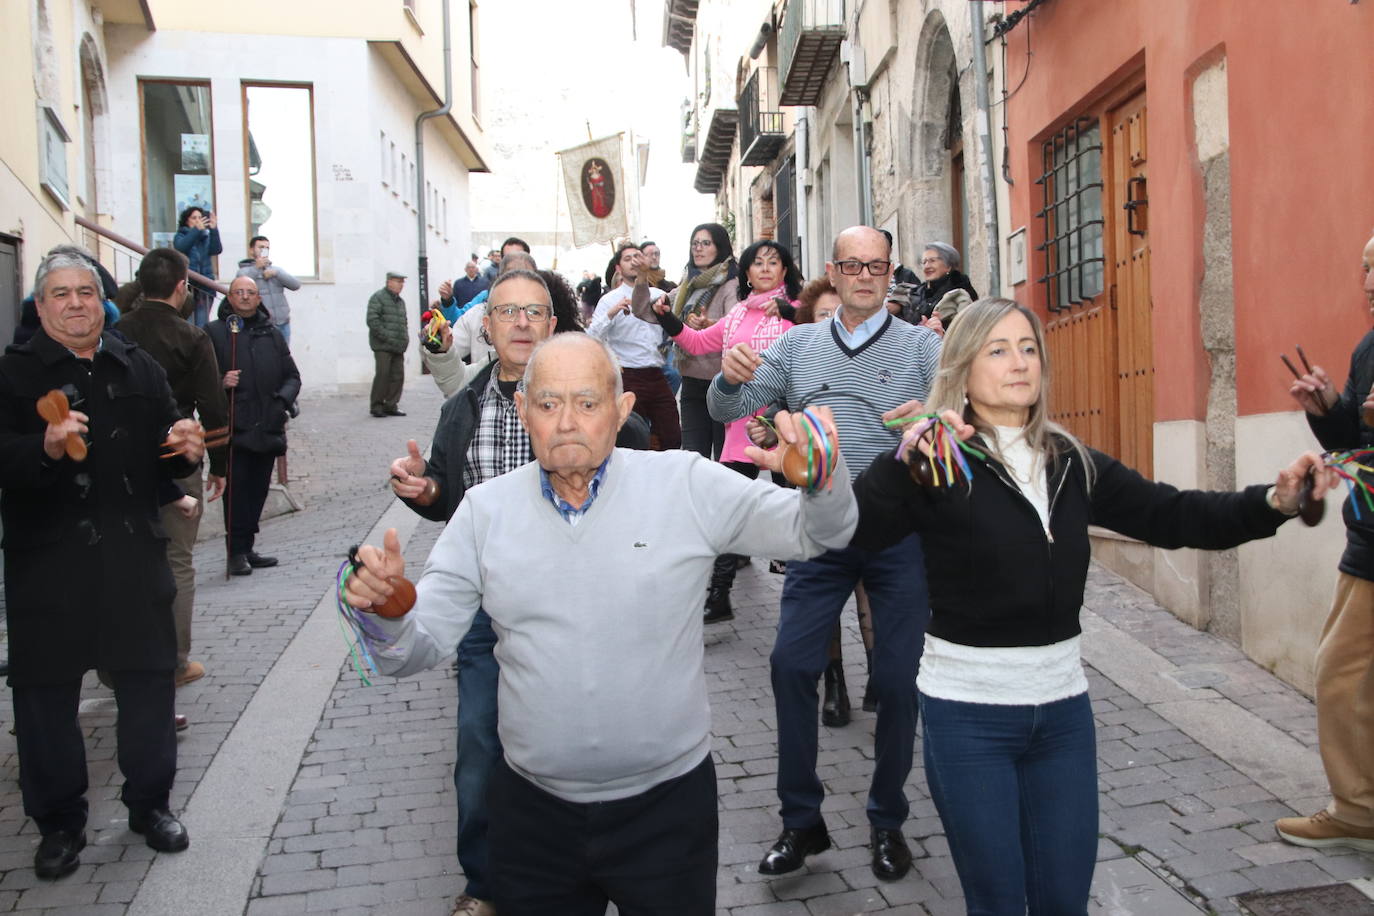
[772,534,929,829]
[662,347,682,395]
[921,691,1097,916]
[455,609,501,901]
[278,321,291,344]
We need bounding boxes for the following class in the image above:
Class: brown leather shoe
[175,661,205,687]
[450,895,496,916]
[174,714,189,732]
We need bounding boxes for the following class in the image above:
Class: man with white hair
[346,333,856,912]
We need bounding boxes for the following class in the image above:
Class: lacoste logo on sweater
[633,541,648,548]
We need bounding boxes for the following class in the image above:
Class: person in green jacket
[367,271,409,417]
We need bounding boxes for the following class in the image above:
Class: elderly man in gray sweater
[345,332,856,914]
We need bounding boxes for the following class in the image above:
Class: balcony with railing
[693,106,738,194]
[662,0,701,55]
[739,68,786,167]
[779,0,846,106]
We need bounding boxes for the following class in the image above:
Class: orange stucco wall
[1003,0,1374,420]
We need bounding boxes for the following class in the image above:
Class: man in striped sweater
[708,225,942,882]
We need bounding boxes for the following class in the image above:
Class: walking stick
[224,315,241,579]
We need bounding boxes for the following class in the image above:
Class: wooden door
[1108,93,1153,478]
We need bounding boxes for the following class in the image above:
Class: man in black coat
[117,248,228,688]
[0,251,206,878]
[206,276,301,576]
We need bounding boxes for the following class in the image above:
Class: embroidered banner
[558,134,627,247]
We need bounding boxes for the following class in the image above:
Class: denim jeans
[455,609,501,901]
[921,691,1097,916]
[772,534,928,829]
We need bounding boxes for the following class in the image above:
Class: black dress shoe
[871,827,912,881]
[384,407,407,417]
[758,822,831,875]
[371,409,387,418]
[129,808,189,852]
[228,554,252,576]
[34,830,85,879]
[246,552,278,568]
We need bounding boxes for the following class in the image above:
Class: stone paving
[0,379,1370,914]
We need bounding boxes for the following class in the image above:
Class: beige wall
[144,0,482,149]
[0,0,114,286]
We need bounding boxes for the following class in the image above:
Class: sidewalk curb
[127,498,422,916]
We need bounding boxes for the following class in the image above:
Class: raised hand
[722,343,763,385]
[389,439,431,501]
[344,528,407,610]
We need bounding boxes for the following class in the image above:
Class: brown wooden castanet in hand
[780,442,816,488]
[372,575,417,618]
[35,389,87,461]
[1297,469,1325,527]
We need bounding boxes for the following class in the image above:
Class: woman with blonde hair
[852,297,1330,914]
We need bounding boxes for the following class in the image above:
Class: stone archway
[78,32,111,215]
[905,10,962,264]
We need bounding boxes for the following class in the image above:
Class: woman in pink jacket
[654,239,803,622]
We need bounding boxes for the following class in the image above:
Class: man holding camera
[236,236,301,344]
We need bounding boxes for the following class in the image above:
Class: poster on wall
[180,133,210,171]
[557,134,627,247]
[174,174,214,217]
[151,232,175,249]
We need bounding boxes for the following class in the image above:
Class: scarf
[671,260,732,320]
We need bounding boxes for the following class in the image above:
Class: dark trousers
[12,670,177,835]
[679,376,724,460]
[922,691,1098,915]
[370,350,405,412]
[488,755,717,915]
[226,447,276,556]
[772,534,929,829]
[621,367,681,450]
[455,609,501,900]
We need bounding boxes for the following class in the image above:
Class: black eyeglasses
[690,239,715,249]
[491,305,552,323]
[833,259,892,276]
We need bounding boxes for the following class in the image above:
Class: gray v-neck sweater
[369,447,856,802]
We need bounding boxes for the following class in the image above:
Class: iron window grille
[1036,117,1104,312]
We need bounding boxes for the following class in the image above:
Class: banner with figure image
[558,134,627,247]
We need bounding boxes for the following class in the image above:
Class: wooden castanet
[372,575,417,618]
[779,441,819,488]
[35,389,86,461]
[1297,469,1325,527]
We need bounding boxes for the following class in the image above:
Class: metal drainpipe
[414,0,454,312]
[853,89,873,227]
[794,109,810,275]
[970,0,1001,292]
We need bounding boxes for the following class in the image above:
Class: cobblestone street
[0,380,1369,915]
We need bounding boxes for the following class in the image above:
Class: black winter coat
[206,304,301,455]
[1306,327,1374,580]
[904,270,979,324]
[852,435,1289,648]
[0,329,197,684]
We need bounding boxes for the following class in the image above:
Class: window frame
[1035,116,1105,312]
[240,80,320,279]
[138,77,214,248]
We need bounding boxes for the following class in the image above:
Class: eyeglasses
[491,304,552,323]
[920,257,946,266]
[833,259,892,277]
[690,239,715,249]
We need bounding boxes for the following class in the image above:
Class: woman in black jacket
[852,298,1329,915]
[901,241,979,329]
